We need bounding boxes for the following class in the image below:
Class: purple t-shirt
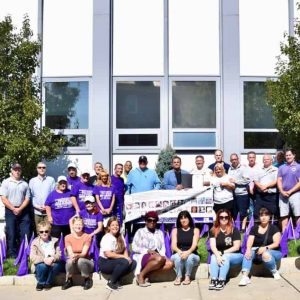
[93,185,115,209]
[67,176,81,190]
[79,209,103,234]
[111,175,125,196]
[278,162,300,191]
[45,190,75,226]
[70,181,94,210]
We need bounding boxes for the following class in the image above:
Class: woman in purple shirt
[45,176,75,238]
[93,170,116,226]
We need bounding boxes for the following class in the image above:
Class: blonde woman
[62,217,94,290]
[30,221,62,291]
[99,216,136,290]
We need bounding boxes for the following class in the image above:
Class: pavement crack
[281,274,300,293]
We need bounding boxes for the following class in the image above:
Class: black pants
[213,200,234,216]
[254,192,278,219]
[98,257,136,284]
[51,224,70,239]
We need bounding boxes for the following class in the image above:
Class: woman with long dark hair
[209,209,243,290]
[171,210,200,285]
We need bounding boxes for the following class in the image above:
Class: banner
[124,187,214,223]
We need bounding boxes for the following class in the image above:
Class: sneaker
[273,271,281,280]
[44,284,52,290]
[83,278,93,290]
[208,279,218,290]
[115,282,123,289]
[239,275,251,286]
[215,280,225,290]
[106,281,119,291]
[36,283,44,291]
[61,278,73,290]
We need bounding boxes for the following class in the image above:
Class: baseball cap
[81,169,90,176]
[144,211,159,221]
[84,195,95,203]
[11,163,22,170]
[57,175,67,183]
[138,156,148,163]
[67,162,77,169]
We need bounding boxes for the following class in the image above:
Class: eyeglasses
[37,166,46,169]
[219,216,229,220]
[146,218,157,223]
[39,230,49,234]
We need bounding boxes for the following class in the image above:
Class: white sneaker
[239,275,251,286]
[273,271,281,280]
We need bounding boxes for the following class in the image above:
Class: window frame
[169,77,221,150]
[42,76,92,153]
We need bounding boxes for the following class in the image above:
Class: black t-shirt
[250,224,280,249]
[210,227,241,252]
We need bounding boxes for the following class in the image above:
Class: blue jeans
[171,253,200,278]
[35,262,62,285]
[210,253,243,280]
[5,207,31,257]
[242,249,282,274]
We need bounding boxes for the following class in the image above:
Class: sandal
[182,276,191,285]
[174,277,182,285]
[136,275,149,287]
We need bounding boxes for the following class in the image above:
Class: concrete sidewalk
[0,274,299,300]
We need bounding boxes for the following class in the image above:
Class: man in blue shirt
[127,156,161,194]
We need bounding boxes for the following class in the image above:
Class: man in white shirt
[190,155,211,189]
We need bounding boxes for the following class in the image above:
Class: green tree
[0,16,62,181]
[155,144,177,180]
[266,5,300,155]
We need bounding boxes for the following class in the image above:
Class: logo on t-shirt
[225,237,232,246]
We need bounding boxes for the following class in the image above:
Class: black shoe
[215,280,225,290]
[62,278,73,290]
[83,278,93,290]
[44,284,52,290]
[106,281,119,291]
[208,279,218,290]
[115,282,123,289]
[36,283,44,291]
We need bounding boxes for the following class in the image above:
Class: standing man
[277,148,300,232]
[253,154,278,219]
[190,155,211,188]
[228,153,250,231]
[127,156,161,194]
[0,163,31,258]
[163,156,189,190]
[66,162,80,190]
[208,149,230,174]
[29,162,56,230]
[89,162,103,185]
[111,163,125,224]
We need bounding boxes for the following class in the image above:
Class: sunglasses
[219,216,229,220]
[38,166,46,169]
[39,230,49,234]
[146,218,157,223]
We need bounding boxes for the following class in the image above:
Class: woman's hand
[256,247,266,255]
[245,249,252,260]
[216,254,224,266]
[180,251,189,260]
[44,256,54,266]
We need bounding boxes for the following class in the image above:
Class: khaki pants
[66,258,94,278]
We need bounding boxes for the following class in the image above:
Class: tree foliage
[266,6,300,155]
[0,16,62,181]
[155,144,176,180]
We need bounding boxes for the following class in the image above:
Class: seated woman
[98,216,136,290]
[62,217,94,290]
[132,211,174,287]
[209,209,243,290]
[171,210,200,285]
[30,221,62,291]
[239,207,282,286]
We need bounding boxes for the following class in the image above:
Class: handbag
[252,226,270,265]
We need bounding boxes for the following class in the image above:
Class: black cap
[138,155,148,163]
[11,163,22,170]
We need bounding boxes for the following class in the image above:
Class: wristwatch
[266,246,269,250]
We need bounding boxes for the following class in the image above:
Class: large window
[243,81,282,149]
[114,80,161,149]
[171,80,218,149]
[44,80,89,149]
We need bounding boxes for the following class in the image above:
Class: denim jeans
[35,262,62,285]
[210,253,243,280]
[242,248,282,274]
[171,253,200,278]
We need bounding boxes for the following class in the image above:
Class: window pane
[240,0,289,76]
[45,81,89,129]
[119,134,157,146]
[169,0,219,75]
[54,134,86,147]
[172,81,216,128]
[244,82,275,129]
[43,0,93,76]
[113,0,164,75]
[173,132,216,148]
[244,132,284,149]
[116,81,160,128]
